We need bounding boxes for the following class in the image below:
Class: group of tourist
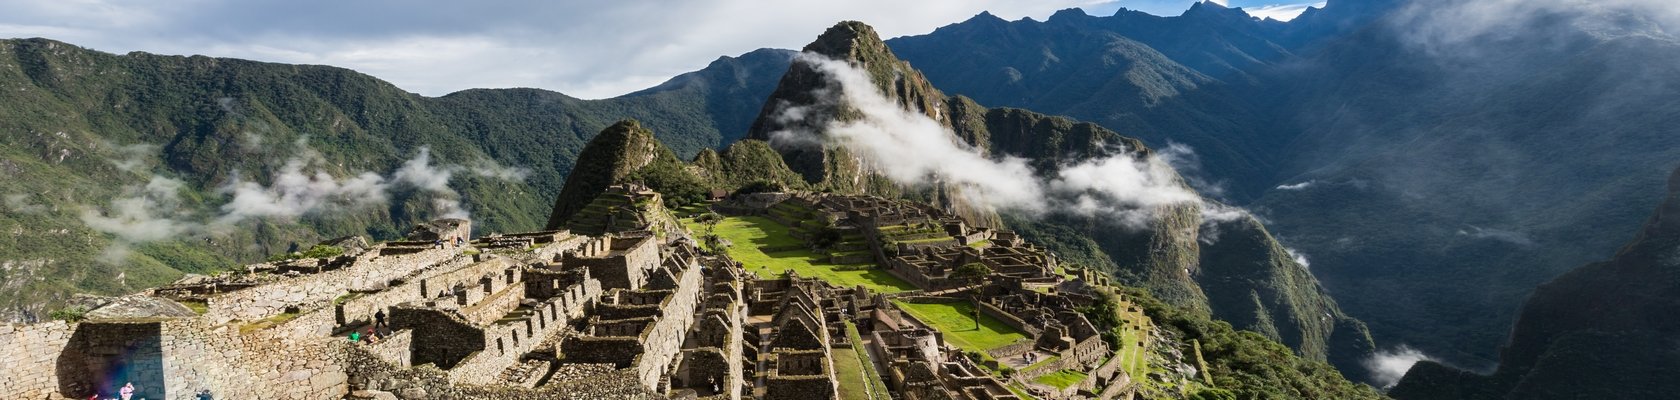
[431,235,468,249]
[349,309,394,345]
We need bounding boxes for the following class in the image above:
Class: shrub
[49,305,89,322]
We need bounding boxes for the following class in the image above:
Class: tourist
[374,309,387,329]
[196,389,214,400]
[119,382,134,400]
[456,236,466,246]
[349,330,361,342]
[433,239,443,249]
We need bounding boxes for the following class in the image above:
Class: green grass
[1034,369,1088,390]
[968,239,990,248]
[1007,384,1036,399]
[893,301,1027,352]
[845,322,892,400]
[694,216,913,293]
[832,343,872,400]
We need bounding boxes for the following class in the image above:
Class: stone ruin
[4,188,1151,400]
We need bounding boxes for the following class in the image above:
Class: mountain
[733,20,1376,376]
[883,0,1680,369]
[0,37,791,321]
[1389,166,1680,399]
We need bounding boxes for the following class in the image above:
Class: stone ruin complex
[2,185,1153,399]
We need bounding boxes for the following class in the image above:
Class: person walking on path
[374,309,387,329]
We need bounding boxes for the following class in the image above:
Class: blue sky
[0,0,1324,98]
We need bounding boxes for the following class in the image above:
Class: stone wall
[980,301,1043,337]
[324,254,484,331]
[367,329,414,367]
[206,248,461,323]
[631,265,704,390]
[0,321,72,398]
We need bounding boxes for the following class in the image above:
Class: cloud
[1365,345,1436,388]
[1456,225,1534,246]
[216,158,390,224]
[1285,247,1310,269]
[218,146,479,223]
[1275,180,1317,190]
[79,176,193,262]
[1392,0,1680,55]
[106,142,159,173]
[0,0,1130,98]
[468,158,531,182]
[770,54,1209,229]
[390,147,468,219]
[3,193,47,214]
[1243,2,1325,21]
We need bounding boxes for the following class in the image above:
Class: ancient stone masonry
[4,188,1153,399]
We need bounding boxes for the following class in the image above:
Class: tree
[955,263,992,280]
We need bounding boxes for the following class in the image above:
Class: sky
[0,0,1323,99]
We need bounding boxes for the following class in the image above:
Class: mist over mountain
[0,38,790,320]
[1390,166,1680,399]
[2,0,1677,395]
[884,0,1680,373]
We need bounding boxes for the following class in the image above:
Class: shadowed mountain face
[1390,166,1680,400]
[0,38,790,320]
[885,0,1680,369]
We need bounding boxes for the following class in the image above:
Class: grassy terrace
[892,301,1027,352]
[1034,369,1089,390]
[686,215,914,294]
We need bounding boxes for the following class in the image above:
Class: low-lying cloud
[767,54,1216,229]
[1275,180,1318,190]
[1285,247,1311,269]
[79,176,192,263]
[1456,225,1534,246]
[1364,345,1436,388]
[80,143,524,260]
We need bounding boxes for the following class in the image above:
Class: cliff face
[1392,166,1680,399]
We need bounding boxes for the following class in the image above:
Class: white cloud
[1456,225,1534,246]
[468,158,531,182]
[1365,345,1436,388]
[771,54,1209,229]
[1244,2,1325,21]
[1285,247,1310,269]
[79,176,193,262]
[1392,0,1680,54]
[1275,180,1317,190]
[0,1,1155,98]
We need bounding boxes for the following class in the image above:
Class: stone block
[398,387,429,399]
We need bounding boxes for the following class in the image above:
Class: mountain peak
[1048,8,1090,23]
[803,21,886,61]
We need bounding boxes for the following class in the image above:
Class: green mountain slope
[0,38,791,320]
[1390,166,1680,399]
[884,0,1680,370]
[736,20,1375,376]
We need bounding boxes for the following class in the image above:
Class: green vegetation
[48,305,89,322]
[844,322,892,400]
[0,38,791,315]
[179,300,209,315]
[689,215,912,293]
[1117,286,1385,399]
[832,346,869,400]
[893,301,1026,352]
[267,244,345,262]
[239,310,303,334]
[1034,370,1088,390]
